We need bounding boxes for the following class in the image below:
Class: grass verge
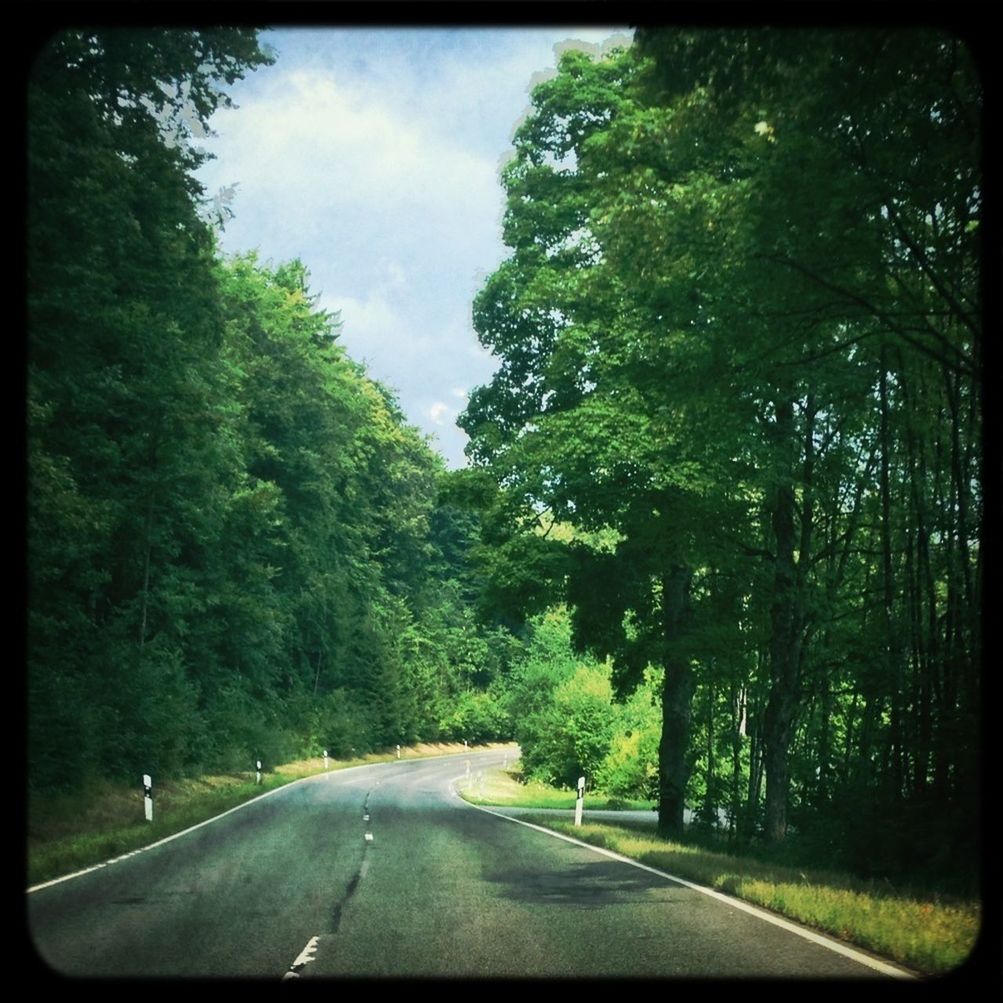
[28,742,502,887]
[456,766,978,977]
[537,819,979,976]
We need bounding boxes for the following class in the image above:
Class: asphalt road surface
[28,748,910,979]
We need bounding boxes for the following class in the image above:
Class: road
[28,748,909,979]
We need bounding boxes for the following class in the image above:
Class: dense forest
[458,28,982,887]
[28,27,981,892]
[27,29,515,793]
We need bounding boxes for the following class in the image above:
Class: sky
[194,26,632,469]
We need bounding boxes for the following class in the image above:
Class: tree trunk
[730,680,743,836]
[657,564,694,838]
[762,396,808,843]
[763,671,798,841]
[745,653,766,837]
[139,499,153,649]
[878,354,904,797]
[702,673,716,824]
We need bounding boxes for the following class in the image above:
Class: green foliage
[440,689,510,744]
[28,29,518,796]
[462,27,980,884]
[534,665,617,789]
[298,689,374,759]
[594,682,661,799]
[29,28,271,790]
[501,609,660,795]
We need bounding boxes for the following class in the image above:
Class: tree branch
[760,253,977,378]
[884,197,980,329]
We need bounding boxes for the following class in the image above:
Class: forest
[28,27,981,894]
[28,29,517,792]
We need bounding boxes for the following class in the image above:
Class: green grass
[456,765,979,977]
[458,763,655,811]
[28,742,497,887]
[511,815,978,977]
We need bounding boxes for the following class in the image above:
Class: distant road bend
[29,748,913,979]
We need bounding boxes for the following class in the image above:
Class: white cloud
[324,291,400,341]
[203,67,498,238]
[428,402,451,426]
[321,290,433,373]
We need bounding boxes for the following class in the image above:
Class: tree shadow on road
[484,860,685,908]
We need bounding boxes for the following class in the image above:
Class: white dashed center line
[283,934,320,979]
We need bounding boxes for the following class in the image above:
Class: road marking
[27,749,515,894]
[454,780,916,980]
[364,832,374,842]
[292,935,319,966]
[284,934,320,979]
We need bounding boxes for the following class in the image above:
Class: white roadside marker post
[143,774,153,822]
[323,749,329,769]
[575,776,585,827]
[256,760,262,785]
[396,744,401,759]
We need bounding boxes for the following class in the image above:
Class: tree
[28,29,514,789]
[460,45,743,835]
[464,26,980,869]
[620,26,981,849]
[28,29,273,785]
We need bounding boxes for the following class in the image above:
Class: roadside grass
[508,814,978,977]
[28,742,502,887]
[458,763,655,811]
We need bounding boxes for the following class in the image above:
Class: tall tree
[464,27,980,865]
[460,45,749,835]
[28,29,273,785]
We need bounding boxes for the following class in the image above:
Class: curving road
[28,748,910,979]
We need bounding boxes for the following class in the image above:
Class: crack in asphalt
[286,786,378,978]
[329,789,374,934]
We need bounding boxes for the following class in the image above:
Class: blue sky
[194,26,631,468]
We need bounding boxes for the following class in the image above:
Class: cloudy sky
[194,26,632,468]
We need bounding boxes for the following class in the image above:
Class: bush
[441,689,510,743]
[597,727,659,799]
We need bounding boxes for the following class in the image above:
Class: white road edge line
[27,749,514,894]
[450,777,915,980]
